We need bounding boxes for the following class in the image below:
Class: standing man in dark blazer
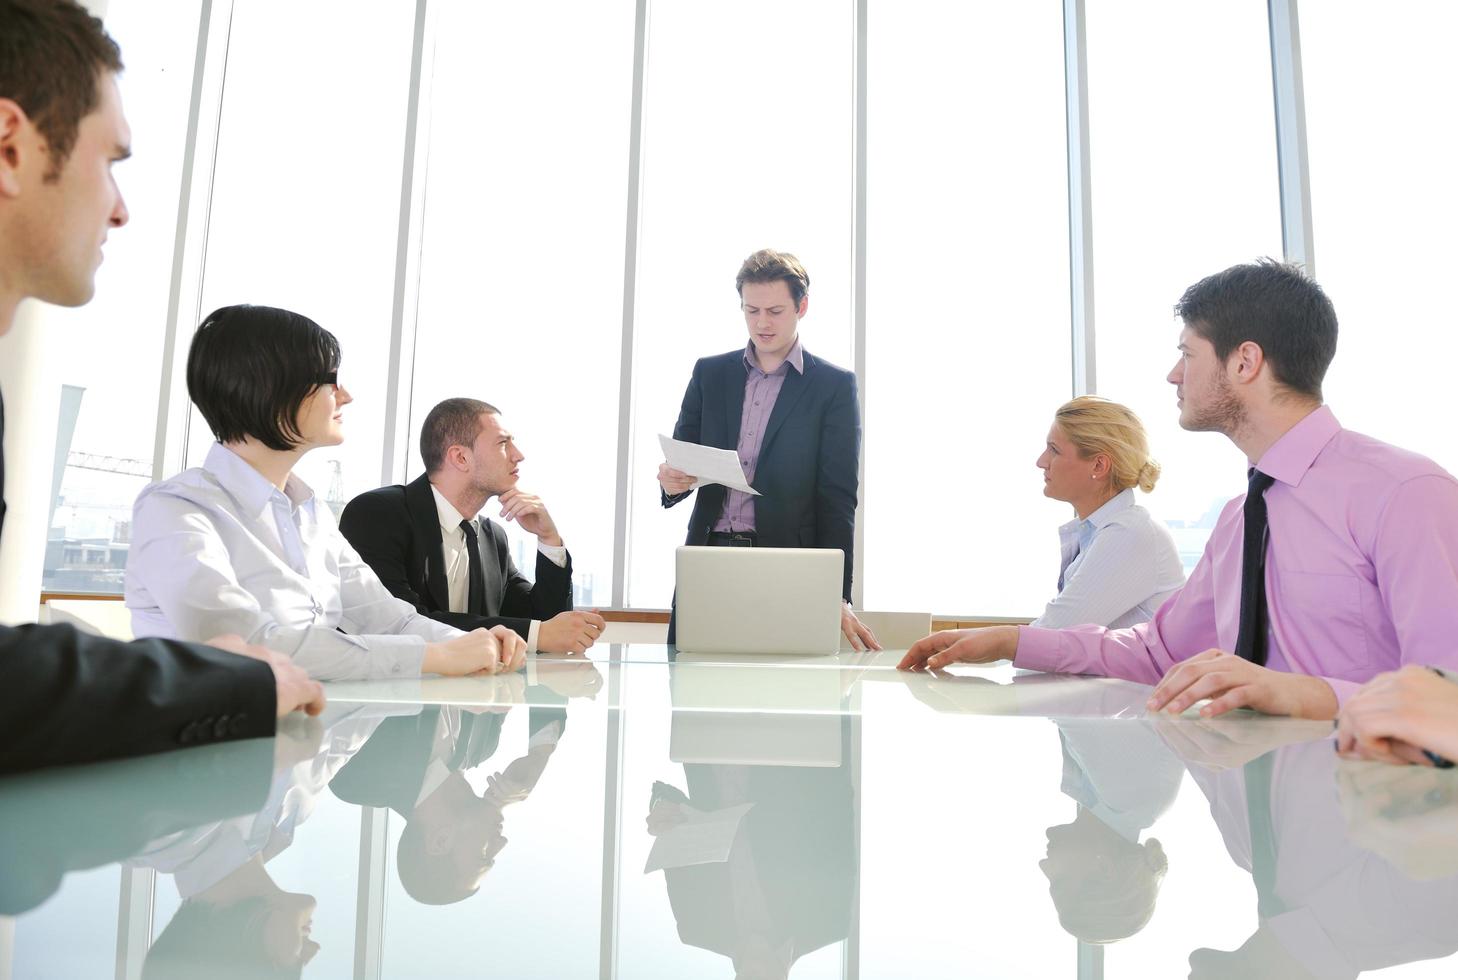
[658,249,879,651]
[0,0,324,774]
[339,398,605,655]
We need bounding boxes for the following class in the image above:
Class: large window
[623,0,856,608]
[1302,3,1458,472]
[862,0,1072,617]
[406,0,636,608]
[40,2,203,594]
[1086,0,1282,575]
[55,0,1456,620]
[184,0,417,510]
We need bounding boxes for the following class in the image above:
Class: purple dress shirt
[713,338,805,533]
[1016,406,1458,704]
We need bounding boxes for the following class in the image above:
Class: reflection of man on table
[134,704,407,978]
[0,738,280,916]
[330,694,569,905]
[646,753,855,979]
[1161,734,1458,978]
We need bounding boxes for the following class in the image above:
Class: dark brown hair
[0,0,123,180]
[420,397,501,474]
[736,248,810,308]
[1174,259,1338,401]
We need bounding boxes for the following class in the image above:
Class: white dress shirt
[1032,488,1185,630]
[429,483,567,655]
[126,443,461,681]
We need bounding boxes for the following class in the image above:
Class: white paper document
[644,802,755,873]
[658,434,760,496]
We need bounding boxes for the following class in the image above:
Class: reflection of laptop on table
[668,660,844,768]
[674,546,843,656]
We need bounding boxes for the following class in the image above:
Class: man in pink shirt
[900,260,1458,721]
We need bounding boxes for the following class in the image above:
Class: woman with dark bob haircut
[125,305,525,681]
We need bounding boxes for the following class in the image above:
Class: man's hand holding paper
[658,434,761,496]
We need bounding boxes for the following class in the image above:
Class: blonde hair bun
[1136,459,1161,494]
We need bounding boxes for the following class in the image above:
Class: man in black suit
[0,0,323,774]
[340,398,605,655]
[658,248,879,650]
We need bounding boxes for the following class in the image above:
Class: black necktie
[460,518,486,615]
[1243,749,1285,919]
[1235,469,1277,665]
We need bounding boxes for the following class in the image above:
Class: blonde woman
[1032,396,1184,629]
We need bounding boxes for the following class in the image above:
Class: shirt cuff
[1011,625,1064,673]
[527,619,541,655]
[1323,675,1360,709]
[356,635,430,679]
[284,630,427,682]
[538,542,568,568]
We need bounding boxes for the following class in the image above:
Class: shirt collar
[203,443,315,520]
[1083,487,1136,530]
[1057,487,1137,537]
[743,336,805,376]
[430,482,476,535]
[1253,405,1341,487]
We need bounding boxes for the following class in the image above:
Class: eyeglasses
[314,371,339,387]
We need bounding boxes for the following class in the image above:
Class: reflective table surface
[4,645,1456,979]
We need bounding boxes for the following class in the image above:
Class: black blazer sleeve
[817,370,860,601]
[0,623,277,774]
[329,708,437,813]
[486,521,574,629]
[662,360,704,509]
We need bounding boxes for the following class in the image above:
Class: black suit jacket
[0,392,276,774]
[338,473,574,641]
[664,348,860,600]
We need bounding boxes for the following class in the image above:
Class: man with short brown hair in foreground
[0,0,324,774]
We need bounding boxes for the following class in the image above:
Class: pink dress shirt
[1015,406,1458,704]
[713,338,805,533]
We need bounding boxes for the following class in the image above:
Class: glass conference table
[4,645,1456,980]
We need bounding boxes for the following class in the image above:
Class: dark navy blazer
[663,347,860,602]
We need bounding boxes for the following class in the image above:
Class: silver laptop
[674,546,843,655]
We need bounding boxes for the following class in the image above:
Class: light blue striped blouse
[1033,488,1185,630]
